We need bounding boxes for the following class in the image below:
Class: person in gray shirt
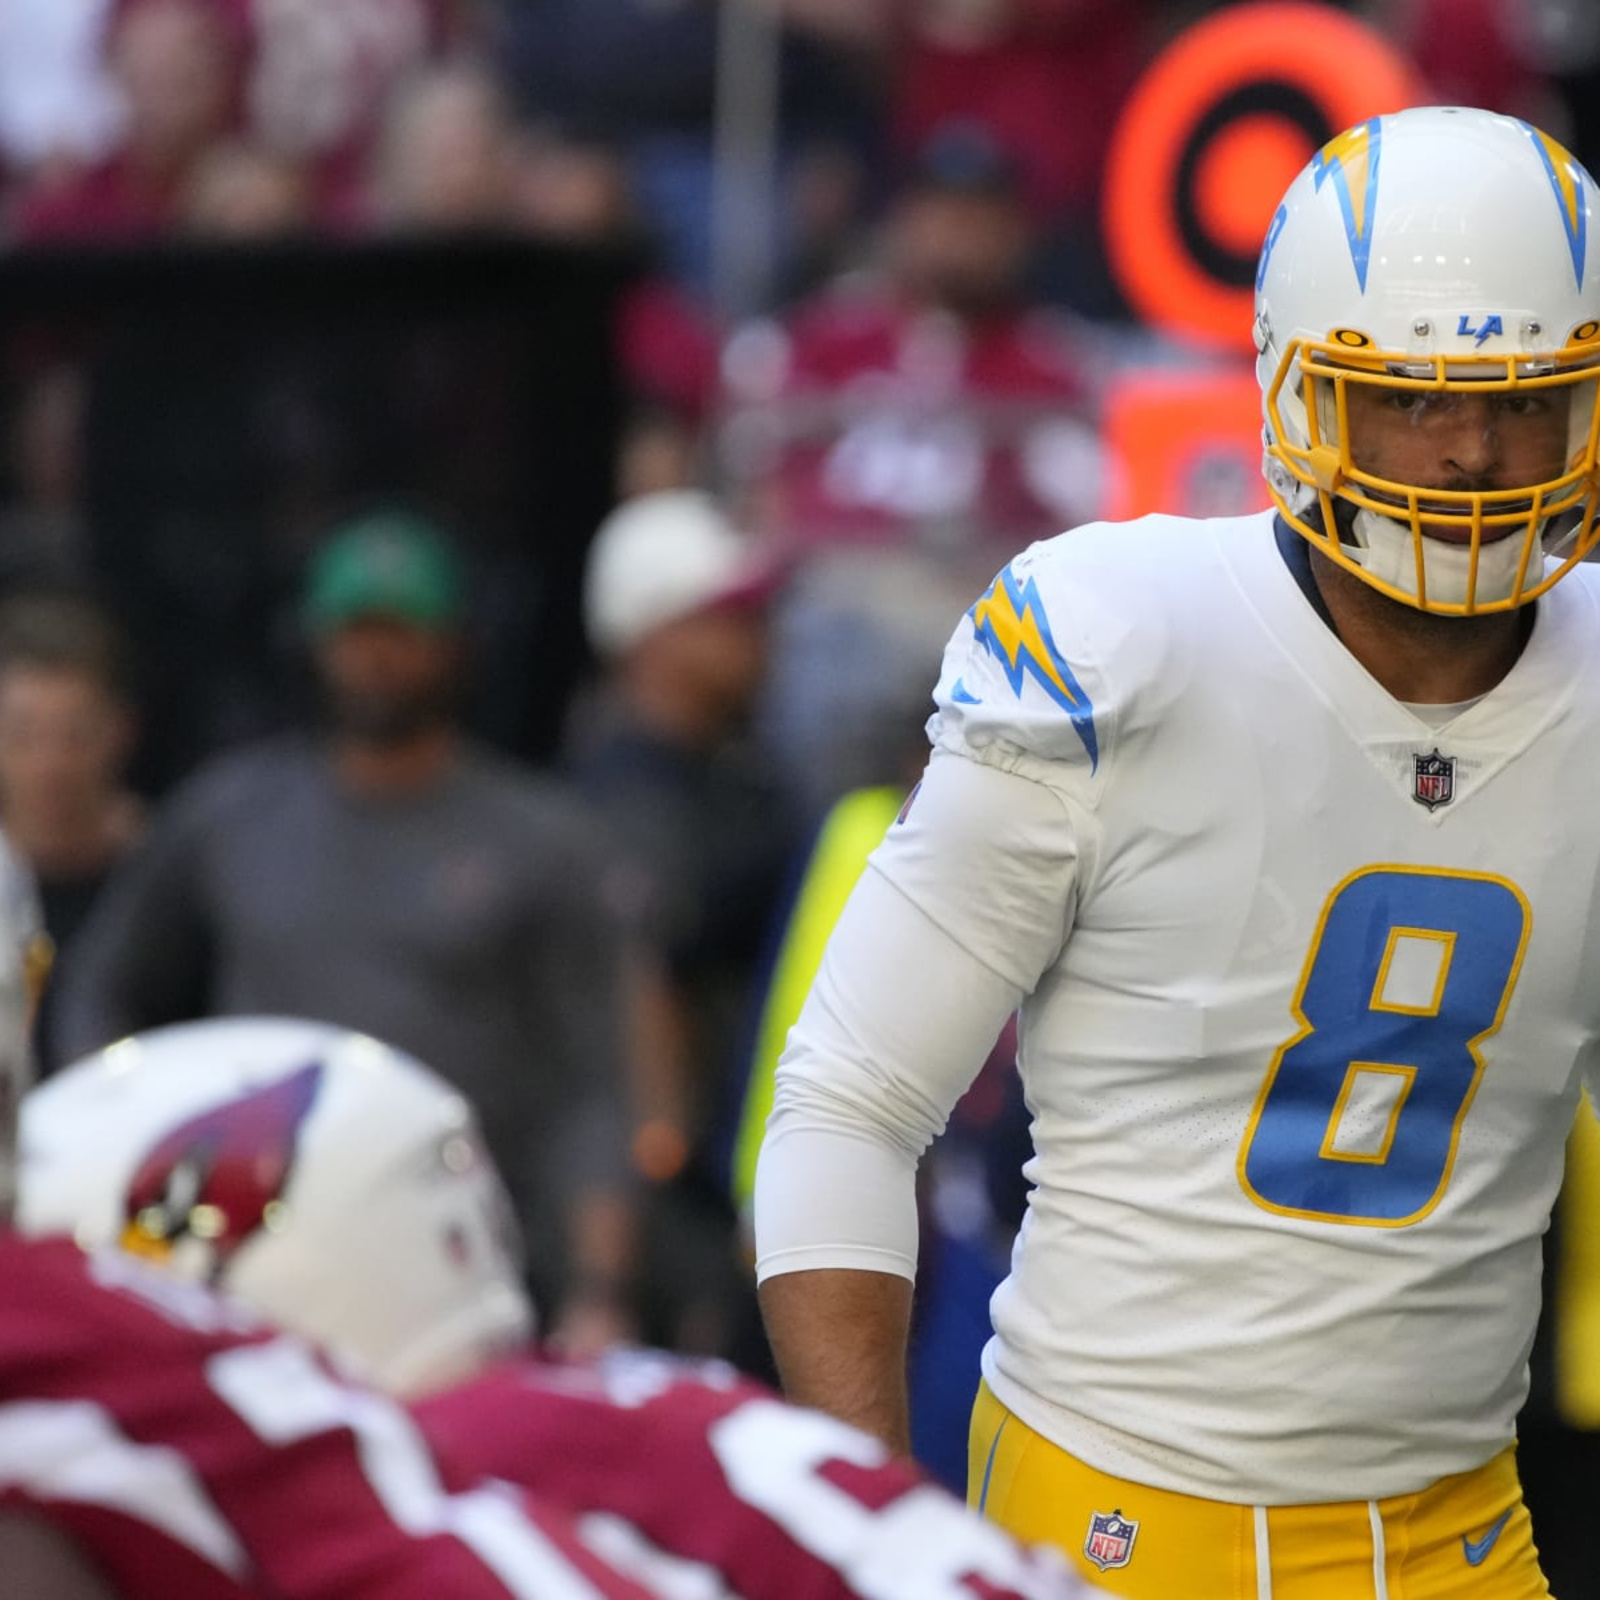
[53,509,642,1351]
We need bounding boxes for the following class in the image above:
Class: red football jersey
[415,1346,1092,1600]
[0,1233,659,1599]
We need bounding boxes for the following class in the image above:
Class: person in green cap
[300,510,471,761]
[51,505,644,1357]
[304,509,466,631]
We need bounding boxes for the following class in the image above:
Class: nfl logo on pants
[1084,1510,1139,1571]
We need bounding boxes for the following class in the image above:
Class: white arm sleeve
[753,749,1084,1283]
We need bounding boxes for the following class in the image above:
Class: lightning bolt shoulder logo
[1522,122,1587,288]
[1311,119,1381,292]
[961,564,1098,770]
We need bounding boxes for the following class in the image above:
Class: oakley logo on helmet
[123,1062,323,1281]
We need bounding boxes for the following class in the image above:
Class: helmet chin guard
[1343,505,1547,612]
[1255,106,1600,614]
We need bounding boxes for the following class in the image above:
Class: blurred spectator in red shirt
[5,0,473,241]
[722,120,1101,561]
[720,119,1103,815]
[242,0,468,228]
[11,0,246,244]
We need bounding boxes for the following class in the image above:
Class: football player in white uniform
[753,105,1600,1598]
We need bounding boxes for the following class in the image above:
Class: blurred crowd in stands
[1,0,1600,1549]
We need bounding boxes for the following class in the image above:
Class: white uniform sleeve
[753,747,1086,1282]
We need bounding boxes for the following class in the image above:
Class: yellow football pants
[969,1382,1550,1598]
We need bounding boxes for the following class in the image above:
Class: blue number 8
[1238,866,1529,1225]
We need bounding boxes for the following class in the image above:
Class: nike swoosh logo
[1462,1508,1514,1567]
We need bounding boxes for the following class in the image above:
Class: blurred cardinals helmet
[19,1016,533,1396]
[1255,105,1600,613]
[0,830,44,1223]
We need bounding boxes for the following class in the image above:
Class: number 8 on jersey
[1239,866,1530,1225]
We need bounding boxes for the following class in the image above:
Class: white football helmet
[1255,105,1600,613]
[19,1016,534,1397]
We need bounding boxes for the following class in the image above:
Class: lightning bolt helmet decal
[1310,119,1381,292]
[965,564,1099,770]
[1521,121,1588,287]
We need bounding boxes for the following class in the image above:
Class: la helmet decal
[122,1062,324,1280]
[1102,1,1424,350]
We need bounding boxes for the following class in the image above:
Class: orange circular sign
[1103,2,1427,352]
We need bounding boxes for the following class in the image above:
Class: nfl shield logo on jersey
[1413,749,1455,811]
[1084,1509,1139,1571]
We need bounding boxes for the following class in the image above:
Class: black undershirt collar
[1273,514,1336,631]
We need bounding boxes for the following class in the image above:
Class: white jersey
[755,508,1600,1504]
